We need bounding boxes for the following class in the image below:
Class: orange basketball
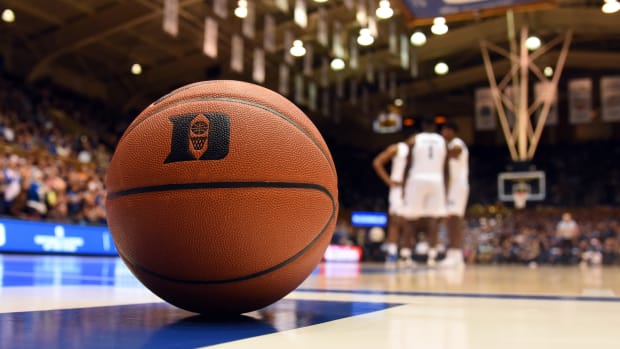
[105,80,338,314]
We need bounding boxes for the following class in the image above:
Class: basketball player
[401,117,448,266]
[440,122,469,268]
[372,130,417,265]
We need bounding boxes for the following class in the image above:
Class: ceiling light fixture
[357,28,375,46]
[290,40,307,57]
[525,35,542,51]
[410,31,427,46]
[434,62,449,75]
[376,0,394,19]
[131,63,143,75]
[544,66,553,77]
[430,17,448,35]
[330,58,345,71]
[602,0,620,14]
[1,9,15,23]
[234,0,248,18]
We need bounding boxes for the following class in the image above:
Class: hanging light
[131,63,143,75]
[410,31,427,46]
[330,58,345,71]
[430,17,448,35]
[602,0,620,14]
[376,0,394,19]
[1,8,15,23]
[357,28,375,46]
[290,40,307,57]
[394,98,404,107]
[544,66,554,77]
[314,0,329,2]
[234,0,248,18]
[434,62,449,75]
[525,36,541,51]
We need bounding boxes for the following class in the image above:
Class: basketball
[105,80,338,314]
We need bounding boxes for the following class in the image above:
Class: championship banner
[230,34,244,73]
[601,76,620,122]
[264,14,276,53]
[389,21,397,56]
[534,81,558,125]
[275,0,289,12]
[568,78,592,124]
[163,0,179,37]
[294,0,308,28]
[308,81,317,111]
[475,87,497,130]
[213,0,227,18]
[284,30,294,65]
[294,74,304,104]
[317,7,328,47]
[252,48,265,83]
[304,43,314,77]
[279,63,289,96]
[332,21,344,59]
[349,37,359,69]
[242,1,255,38]
[400,34,409,69]
[203,17,218,58]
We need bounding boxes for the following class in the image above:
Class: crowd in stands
[0,75,118,225]
[1,73,620,265]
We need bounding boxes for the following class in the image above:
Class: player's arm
[443,143,450,190]
[372,144,399,187]
[448,145,462,159]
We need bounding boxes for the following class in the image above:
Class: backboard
[498,170,546,202]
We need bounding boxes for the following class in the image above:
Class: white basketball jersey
[448,137,469,186]
[390,142,409,182]
[409,133,446,180]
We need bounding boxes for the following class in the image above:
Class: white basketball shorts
[402,177,446,219]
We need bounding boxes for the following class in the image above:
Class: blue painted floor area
[0,254,400,348]
[0,254,140,287]
[0,299,398,349]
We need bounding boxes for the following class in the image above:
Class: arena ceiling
[1,0,619,128]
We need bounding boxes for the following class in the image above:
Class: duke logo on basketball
[165,112,230,163]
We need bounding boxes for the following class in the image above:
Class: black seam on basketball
[118,96,336,176]
[111,182,336,285]
[107,181,330,200]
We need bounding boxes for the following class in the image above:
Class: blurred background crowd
[1,73,619,265]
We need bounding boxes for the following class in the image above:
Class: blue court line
[295,288,620,303]
[0,299,401,349]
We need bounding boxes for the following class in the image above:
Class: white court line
[0,286,162,313]
[581,288,616,297]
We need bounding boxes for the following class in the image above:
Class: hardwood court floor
[0,254,619,349]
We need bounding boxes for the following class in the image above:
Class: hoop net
[512,181,530,209]
[513,190,528,209]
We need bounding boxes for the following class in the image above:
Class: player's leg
[384,214,401,263]
[398,218,416,267]
[441,185,469,268]
[424,180,447,267]
[384,187,404,264]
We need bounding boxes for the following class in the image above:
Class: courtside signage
[0,218,117,255]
